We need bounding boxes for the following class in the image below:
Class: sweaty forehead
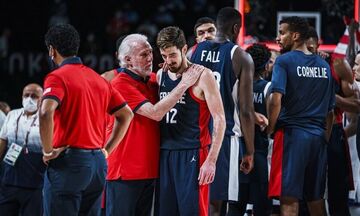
[160,46,180,55]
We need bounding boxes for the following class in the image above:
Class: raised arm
[136,65,203,121]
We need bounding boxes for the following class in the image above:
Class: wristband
[42,149,53,157]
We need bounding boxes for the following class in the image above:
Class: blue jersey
[159,71,211,150]
[191,40,241,137]
[253,79,271,151]
[270,50,335,136]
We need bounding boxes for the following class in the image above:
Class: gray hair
[118,34,148,68]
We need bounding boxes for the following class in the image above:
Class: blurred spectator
[0,83,46,216]
[0,28,11,58]
[0,102,10,115]
[48,0,69,26]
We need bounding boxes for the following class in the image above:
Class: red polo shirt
[107,68,160,180]
[43,57,126,149]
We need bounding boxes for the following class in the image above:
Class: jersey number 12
[166,108,177,124]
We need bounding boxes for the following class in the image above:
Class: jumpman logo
[190,155,196,162]
[161,82,166,87]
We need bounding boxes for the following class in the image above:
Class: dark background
[0,0,354,108]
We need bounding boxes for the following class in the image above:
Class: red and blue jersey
[270,50,335,136]
[191,40,241,137]
[159,71,211,150]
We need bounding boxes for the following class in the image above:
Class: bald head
[216,7,241,42]
[23,83,43,100]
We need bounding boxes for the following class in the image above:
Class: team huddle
[0,5,359,216]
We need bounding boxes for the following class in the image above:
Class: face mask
[22,97,38,113]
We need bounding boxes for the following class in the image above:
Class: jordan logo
[190,155,196,162]
[161,82,166,87]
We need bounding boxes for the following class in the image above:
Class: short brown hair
[156,26,186,50]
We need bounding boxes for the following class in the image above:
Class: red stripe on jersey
[188,87,211,148]
[339,35,349,45]
[192,43,199,55]
[198,147,209,216]
[335,108,344,124]
[269,129,284,198]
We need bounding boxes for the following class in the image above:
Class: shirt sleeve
[270,57,287,95]
[42,74,66,105]
[111,79,150,113]
[0,112,11,140]
[107,84,127,115]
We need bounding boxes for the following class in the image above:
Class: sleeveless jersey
[253,79,271,151]
[159,71,211,150]
[191,40,241,137]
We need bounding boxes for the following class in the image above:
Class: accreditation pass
[3,142,23,166]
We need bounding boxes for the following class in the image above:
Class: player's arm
[0,139,6,159]
[39,99,67,163]
[336,82,360,113]
[333,58,354,85]
[267,57,287,135]
[267,93,282,134]
[346,19,359,67]
[233,48,255,173]
[197,69,226,185]
[335,95,360,113]
[344,112,358,137]
[103,105,133,157]
[341,80,356,98]
[137,65,203,121]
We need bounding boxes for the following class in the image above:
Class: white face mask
[22,97,38,113]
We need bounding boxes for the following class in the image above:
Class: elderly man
[0,83,45,216]
[106,33,203,216]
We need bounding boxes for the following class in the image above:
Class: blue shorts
[106,179,154,216]
[269,128,327,201]
[157,148,209,216]
[211,135,244,201]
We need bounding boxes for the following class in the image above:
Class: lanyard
[14,111,38,153]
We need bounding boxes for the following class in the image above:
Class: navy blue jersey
[270,50,335,136]
[191,40,241,137]
[159,71,211,150]
[253,79,271,151]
